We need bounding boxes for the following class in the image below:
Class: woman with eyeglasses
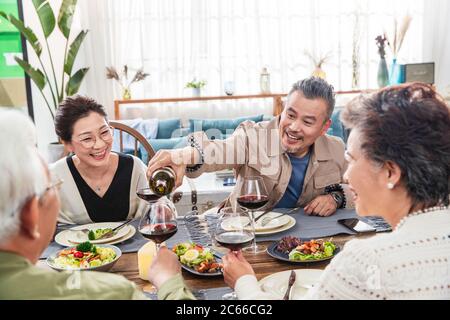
[50,95,147,224]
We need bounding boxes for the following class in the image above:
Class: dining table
[37,233,374,297]
[37,208,385,299]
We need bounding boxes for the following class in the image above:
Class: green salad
[288,239,336,261]
[88,228,113,240]
[53,242,116,269]
[172,242,222,273]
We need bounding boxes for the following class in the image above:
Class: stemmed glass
[214,206,253,300]
[138,198,178,250]
[214,207,254,252]
[237,176,269,253]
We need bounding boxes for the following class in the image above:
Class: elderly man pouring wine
[147,77,352,219]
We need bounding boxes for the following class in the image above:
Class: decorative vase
[377,57,389,88]
[312,66,326,79]
[122,87,131,100]
[192,88,201,97]
[389,58,405,85]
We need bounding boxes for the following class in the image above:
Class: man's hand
[148,246,182,289]
[222,250,255,289]
[146,149,188,188]
[304,194,337,217]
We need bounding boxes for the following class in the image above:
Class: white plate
[55,225,136,247]
[255,215,296,236]
[65,222,131,244]
[220,214,295,236]
[259,269,322,299]
[253,211,291,231]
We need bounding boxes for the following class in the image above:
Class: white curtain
[422,0,450,97]
[77,0,426,122]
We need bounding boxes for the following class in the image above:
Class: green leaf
[64,30,88,75]
[57,0,77,39]
[32,0,55,38]
[14,57,46,90]
[0,12,42,56]
[66,67,89,96]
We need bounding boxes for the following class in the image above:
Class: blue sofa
[147,110,347,153]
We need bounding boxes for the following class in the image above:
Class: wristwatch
[329,191,344,209]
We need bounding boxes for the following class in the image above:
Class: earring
[387,182,394,189]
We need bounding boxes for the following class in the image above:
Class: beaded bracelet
[186,134,204,173]
[324,183,346,209]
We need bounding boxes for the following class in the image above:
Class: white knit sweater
[235,207,450,300]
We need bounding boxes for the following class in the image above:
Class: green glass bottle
[149,167,176,196]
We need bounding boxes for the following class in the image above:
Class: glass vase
[122,87,131,100]
[389,58,404,85]
[377,57,389,88]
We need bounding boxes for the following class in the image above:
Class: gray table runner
[41,209,389,259]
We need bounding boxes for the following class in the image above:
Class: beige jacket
[187,117,353,209]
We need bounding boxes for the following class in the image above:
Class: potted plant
[185,78,206,97]
[0,0,89,162]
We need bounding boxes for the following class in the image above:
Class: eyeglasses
[76,127,113,149]
[38,178,64,201]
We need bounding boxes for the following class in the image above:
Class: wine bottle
[149,167,176,196]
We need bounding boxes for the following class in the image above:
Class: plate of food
[266,236,340,263]
[62,222,133,244]
[46,241,121,272]
[172,242,223,276]
[55,225,136,247]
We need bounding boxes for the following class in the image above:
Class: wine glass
[136,174,162,203]
[214,206,253,300]
[138,198,178,250]
[237,176,269,253]
[214,206,254,252]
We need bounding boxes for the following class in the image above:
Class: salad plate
[47,242,121,272]
[266,237,340,263]
[65,222,132,244]
[172,242,223,277]
[55,225,136,247]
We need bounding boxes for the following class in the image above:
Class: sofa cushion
[156,118,182,139]
[327,109,348,142]
[189,114,264,139]
[148,137,188,152]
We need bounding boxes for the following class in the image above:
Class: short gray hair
[288,77,336,120]
[0,110,47,242]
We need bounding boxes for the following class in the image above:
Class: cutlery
[243,209,272,228]
[283,270,296,300]
[96,219,134,240]
[261,207,300,226]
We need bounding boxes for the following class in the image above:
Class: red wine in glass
[139,223,178,244]
[136,188,162,202]
[215,231,254,251]
[237,194,269,210]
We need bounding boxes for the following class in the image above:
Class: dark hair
[341,83,450,207]
[55,95,108,142]
[288,77,336,119]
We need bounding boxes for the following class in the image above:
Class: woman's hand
[146,149,187,188]
[222,250,255,289]
[148,246,181,289]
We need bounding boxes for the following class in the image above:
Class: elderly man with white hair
[0,110,194,300]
